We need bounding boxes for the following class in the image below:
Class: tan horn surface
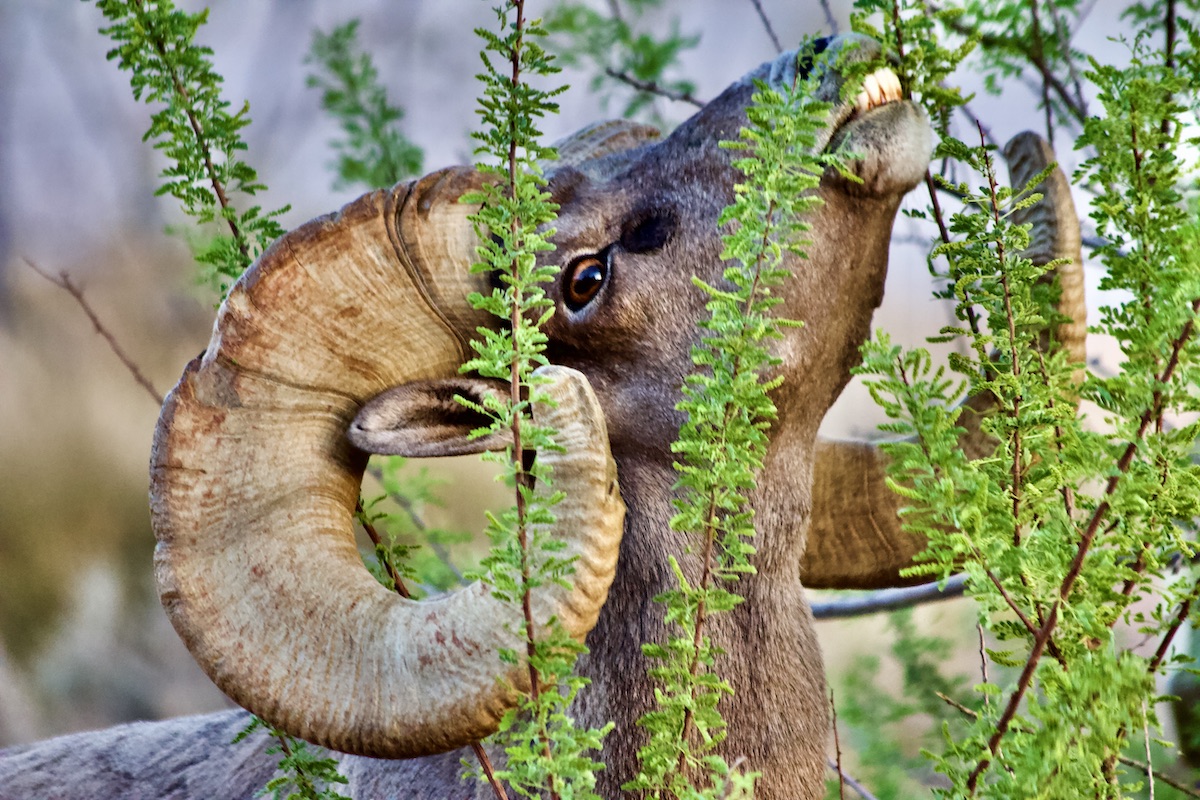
[552,119,662,167]
[151,173,625,758]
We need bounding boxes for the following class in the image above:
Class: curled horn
[151,159,625,758]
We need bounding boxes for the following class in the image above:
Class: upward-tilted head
[148,33,931,799]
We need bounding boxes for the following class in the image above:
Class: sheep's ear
[348,377,511,457]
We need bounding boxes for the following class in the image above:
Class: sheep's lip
[820,67,907,153]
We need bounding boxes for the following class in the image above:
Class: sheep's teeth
[853,68,903,113]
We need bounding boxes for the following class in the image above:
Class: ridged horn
[552,119,661,172]
[150,169,625,758]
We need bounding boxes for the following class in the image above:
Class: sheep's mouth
[852,68,904,115]
[821,66,907,152]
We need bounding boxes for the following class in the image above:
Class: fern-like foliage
[460,3,609,798]
[94,0,288,298]
[306,20,424,190]
[232,717,350,800]
[627,46,843,800]
[851,1,1200,795]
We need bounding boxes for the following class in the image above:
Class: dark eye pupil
[566,259,605,310]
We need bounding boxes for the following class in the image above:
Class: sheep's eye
[564,255,607,311]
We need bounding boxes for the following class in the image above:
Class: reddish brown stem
[979,124,1024,547]
[130,0,249,264]
[24,258,163,405]
[359,502,507,798]
[357,502,412,600]
[503,5,557,798]
[831,689,846,800]
[1149,596,1194,675]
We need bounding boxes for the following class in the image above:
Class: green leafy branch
[460,3,608,798]
[232,717,350,800]
[628,49,839,800]
[94,0,288,298]
[544,0,701,119]
[305,20,424,190]
[852,6,1200,794]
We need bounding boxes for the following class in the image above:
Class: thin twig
[830,689,846,800]
[747,0,783,53]
[1143,699,1155,800]
[24,258,163,405]
[818,0,840,35]
[826,758,882,800]
[1026,0,1054,146]
[811,574,967,619]
[365,463,465,584]
[717,757,749,800]
[1119,755,1200,799]
[357,501,412,600]
[977,623,991,713]
[937,691,979,720]
[603,67,705,107]
[474,744,510,800]
[1149,595,1195,674]
[273,735,322,796]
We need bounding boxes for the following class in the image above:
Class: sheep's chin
[823,100,931,198]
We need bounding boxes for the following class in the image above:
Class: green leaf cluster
[851,0,975,136]
[305,20,424,191]
[359,457,474,596]
[627,48,836,800]
[460,4,607,798]
[544,0,699,120]
[850,1,1200,794]
[232,717,350,800]
[94,0,288,298]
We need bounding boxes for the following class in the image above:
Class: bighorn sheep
[0,34,1084,800]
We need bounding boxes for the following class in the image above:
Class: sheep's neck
[577,448,827,800]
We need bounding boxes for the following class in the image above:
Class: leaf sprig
[460,4,608,799]
[305,20,424,191]
[628,46,838,800]
[94,0,289,298]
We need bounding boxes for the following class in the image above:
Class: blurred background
[0,0,1125,776]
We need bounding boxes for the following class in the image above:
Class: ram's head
[150,33,930,767]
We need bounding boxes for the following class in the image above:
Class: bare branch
[747,0,783,53]
[819,0,840,35]
[830,689,845,800]
[24,257,164,405]
[811,574,967,619]
[1119,755,1200,799]
[826,758,882,800]
[603,67,705,107]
